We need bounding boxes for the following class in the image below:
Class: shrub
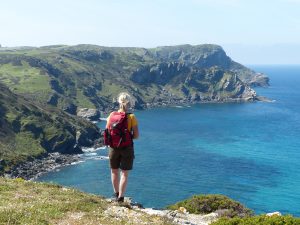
[167,194,253,218]
[211,215,300,225]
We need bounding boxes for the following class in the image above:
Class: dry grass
[0,177,173,225]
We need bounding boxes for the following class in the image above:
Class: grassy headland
[0,44,269,113]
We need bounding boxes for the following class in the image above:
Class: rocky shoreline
[5,152,83,180]
[103,95,273,115]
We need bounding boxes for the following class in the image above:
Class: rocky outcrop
[83,86,97,97]
[5,153,81,180]
[130,62,189,85]
[77,108,101,121]
[63,103,77,115]
[192,48,231,69]
[130,67,258,108]
[27,56,62,77]
[104,198,221,225]
[49,79,64,94]
[47,92,59,106]
[76,127,101,147]
[248,73,270,87]
[41,133,82,154]
[64,48,114,62]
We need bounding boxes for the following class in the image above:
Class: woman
[106,92,139,202]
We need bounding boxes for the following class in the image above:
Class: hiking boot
[117,196,124,203]
[116,197,131,208]
[112,192,119,201]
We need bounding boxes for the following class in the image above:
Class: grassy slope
[0,177,172,225]
[0,83,98,173]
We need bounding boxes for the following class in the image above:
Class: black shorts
[109,146,135,170]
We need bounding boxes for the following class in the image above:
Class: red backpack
[104,112,133,148]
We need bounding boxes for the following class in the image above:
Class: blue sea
[37,65,300,216]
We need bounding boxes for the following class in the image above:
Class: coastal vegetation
[211,215,300,225]
[167,194,253,218]
[1,177,299,225]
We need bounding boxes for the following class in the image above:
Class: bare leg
[111,169,119,194]
[119,170,129,197]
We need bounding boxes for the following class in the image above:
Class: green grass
[0,132,45,171]
[98,79,126,99]
[5,112,18,123]
[76,89,96,108]
[211,215,300,225]
[0,177,173,225]
[0,62,51,94]
[0,178,108,224]
[14,132,45,155]
[53,55,90,74]
[167,194,253,218]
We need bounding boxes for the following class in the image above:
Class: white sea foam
[92,156,109,160]
[100,117,107,121]
[84,152,98,156]
[82,146,107,152]
[70,160,85,165]
[82,147,95,152]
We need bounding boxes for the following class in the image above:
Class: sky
[1,0,300,64]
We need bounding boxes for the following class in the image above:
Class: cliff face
[0,44,268,112]
[130,64,257,104]
[147,44,269,87]
[149,44,232,69]
[0,83,99,174]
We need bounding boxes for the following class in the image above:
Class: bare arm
[105,115,111,129]
[106,120,109,129]
[132,125,139,139]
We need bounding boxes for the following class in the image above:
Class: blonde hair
[118,92,131,112]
